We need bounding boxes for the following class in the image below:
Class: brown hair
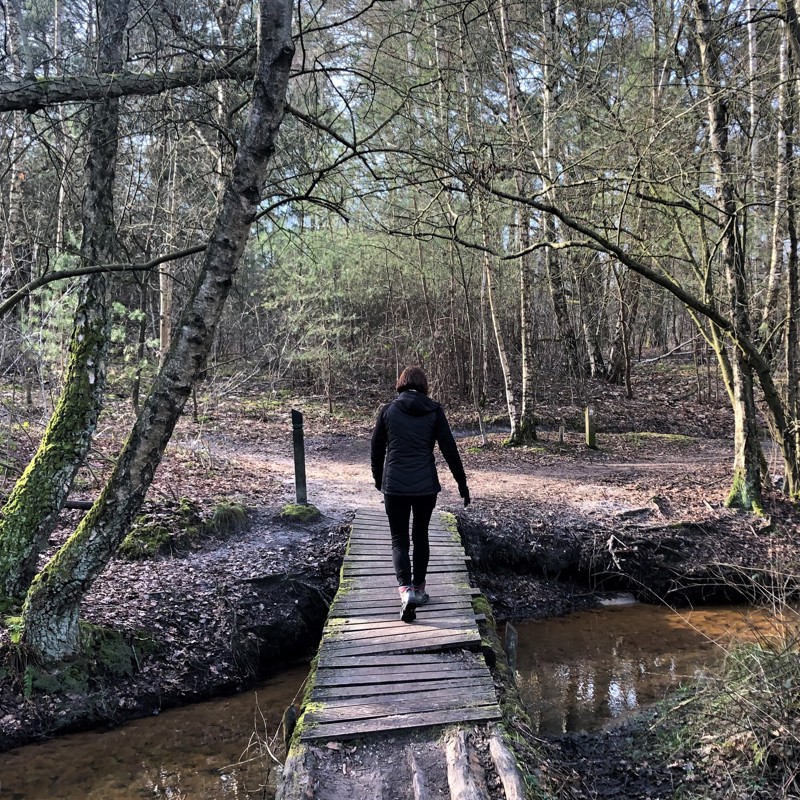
[396,366,429,395]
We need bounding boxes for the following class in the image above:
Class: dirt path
[204,428,736,520]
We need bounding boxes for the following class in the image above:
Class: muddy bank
[0,509,346,752]
[457,492,800,620]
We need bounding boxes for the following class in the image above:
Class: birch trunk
[497,0,536,443]
[759,25,789,348]
[540,0,582,384]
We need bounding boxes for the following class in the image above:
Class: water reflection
[514,604,779,734]
[0,666,308,800]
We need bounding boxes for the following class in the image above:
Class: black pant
[384,494,437,588]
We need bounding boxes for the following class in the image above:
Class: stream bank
[0,508,345,752]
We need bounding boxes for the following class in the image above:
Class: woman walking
[371,366,471,623]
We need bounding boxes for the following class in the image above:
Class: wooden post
[558,416,565,444]
[504,621,518,675]
[291,409,308,505]
[585,404,596,449]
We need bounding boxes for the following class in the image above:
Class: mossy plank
[300,705,502,741]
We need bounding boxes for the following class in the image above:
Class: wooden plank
[332,595,463,606]
[311,676,492,700]
[350,516,451,525]
[317,648,483,666]
[353,513,453,526]
[326,616,475,634]
[343,563,469,573]
[349,531,452,536]
[343,567,470,578]
[314,664,490,685]
[350,530,456,537]
[311,685,497,715]
[317,651,484,667]
[345,555,467,564]
[300,705,502,741]
[348,537,456,546]
[328,610,479,626]
[321,631,480,655]
[306,688,498,723]
[325,621,476,645]
[330,606,476,619]
[349,528,454,536]
[323,623,478,644]
[331,585,475,598]
[346,551,472,563]
[318,630,481,657]
[330,599,474,613]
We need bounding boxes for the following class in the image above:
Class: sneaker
[413,586,429,605]
[400,588,417,623]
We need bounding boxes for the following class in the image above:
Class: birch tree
[21,0,295,663]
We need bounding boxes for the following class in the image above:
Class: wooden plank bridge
[299,508,502,741]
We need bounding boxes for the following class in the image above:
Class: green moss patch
[207,500,249,534]
[117,497,250,559]
[1,620,157,698]
[280,503,320,522]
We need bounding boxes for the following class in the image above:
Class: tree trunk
[759,28,790,351]
[0,0,128,598]
[497,0,535,444]
[159,143,178,365]
[786,164,800,496]
[694,0,763,510]
[481,217,520,441]
[578,265,606,378]
[517,223,537,443]
[21,0,295,662]
[540,0,582,384]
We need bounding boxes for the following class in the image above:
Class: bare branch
[0,244,205,317]
[0,55,255,113]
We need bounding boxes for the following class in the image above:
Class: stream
[514,601,780,734]
[0,666,308,800]
[0,604,781,798]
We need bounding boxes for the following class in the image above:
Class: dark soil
[2,358,800,799]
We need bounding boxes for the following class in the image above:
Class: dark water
[0,666,308,800]
[514,602,783,734]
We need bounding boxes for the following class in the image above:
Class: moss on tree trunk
[21,0,296,663]
[0,0,126,598]
[0,292,108,598]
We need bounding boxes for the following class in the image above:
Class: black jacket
[371,390,467,496]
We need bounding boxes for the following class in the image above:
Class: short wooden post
[504,621,518,676]
[585,405,596,449]
[291,409,308,505]
[558,416,565,444]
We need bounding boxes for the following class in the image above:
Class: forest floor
[1,357,800,798]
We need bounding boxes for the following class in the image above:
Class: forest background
[0,0,799,739]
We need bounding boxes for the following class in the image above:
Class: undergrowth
[662,562,800,799]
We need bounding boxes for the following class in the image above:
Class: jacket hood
[394,390,440,416]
